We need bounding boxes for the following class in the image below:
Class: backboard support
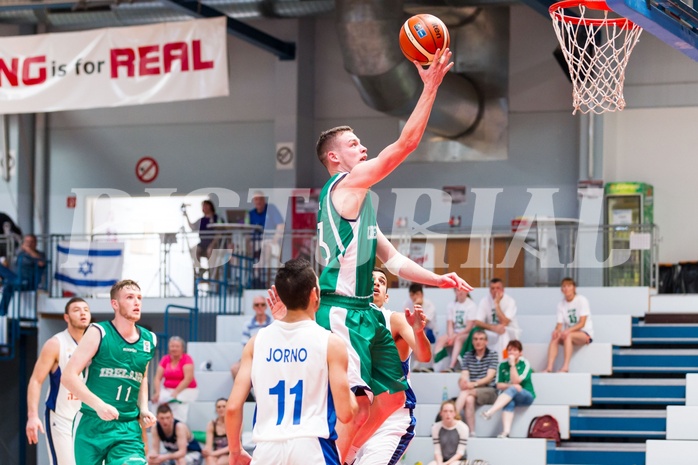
[607,0,698,61]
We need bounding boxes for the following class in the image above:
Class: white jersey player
[226,258,357,465]
[354,268,431,465]
[26,297,90,465]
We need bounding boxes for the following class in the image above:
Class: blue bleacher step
[548,441,646,465]
[592,377,686,404]
[613,348,698,373]
[632,321,698,344]
[570,408,666,439]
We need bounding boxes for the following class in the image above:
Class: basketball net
[550,0,642,114]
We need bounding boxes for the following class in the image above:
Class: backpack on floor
[527,414,561,446]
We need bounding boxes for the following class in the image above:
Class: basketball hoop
[550,0,642,114]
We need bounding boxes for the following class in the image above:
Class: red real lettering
[110,40,214,79]
[0,55,47,87]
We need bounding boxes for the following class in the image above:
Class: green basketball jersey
[317,173,378,299]
[81,321,156,421]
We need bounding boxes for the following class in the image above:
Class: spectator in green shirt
[480,340,535,438]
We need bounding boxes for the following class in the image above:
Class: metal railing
[0,222,659,304]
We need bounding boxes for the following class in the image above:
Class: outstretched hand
[414,47,454,86]
[267,285,287,320]
[405,303,427,333]
[436,272,473,292]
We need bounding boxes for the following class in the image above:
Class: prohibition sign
[136,156,159,183]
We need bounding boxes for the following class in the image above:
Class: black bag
[527,414,561,446]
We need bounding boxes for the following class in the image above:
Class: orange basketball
[399,14,450,66]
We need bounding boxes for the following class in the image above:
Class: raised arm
[339,48,454,191]
[392,305,432,363]
[376,230,472,291]
[26,337,59,444]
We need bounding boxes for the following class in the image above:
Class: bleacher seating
[522,342,613,375]
[518,314,632,346]
[686,373,698,405]
[177,286,660,465]
[665,405,698,440]
[646,439,698,465]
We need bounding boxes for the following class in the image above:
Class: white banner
[0,18,228,114]
[55,241,125,295]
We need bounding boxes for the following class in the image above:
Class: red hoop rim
[549,0,638,28]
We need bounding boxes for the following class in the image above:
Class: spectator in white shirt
[473,278,521,359]
[543,277,594,373]
[434,289,477,372]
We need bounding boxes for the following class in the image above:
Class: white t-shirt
[556,295,594,339]
[477,293,519,333]
[447,298,478,333]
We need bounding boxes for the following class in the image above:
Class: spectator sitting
[0,234,46,315]
[543,277,594,373]
[434,289,477,372]
[428,400,469,465]
[481,340,536,438]
[454,330,498,436]
[473,278,521,359]
[404,283,437,372]
[230,295,272,383]
[202,398,229,465]
[152,336,199,422]
[148,403,202,465]
[248,191,284,259]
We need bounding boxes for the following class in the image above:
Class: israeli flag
[55,241,124,295]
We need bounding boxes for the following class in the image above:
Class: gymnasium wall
[44,7,584,236]
[601,23,698,263]
[16,5,698,262]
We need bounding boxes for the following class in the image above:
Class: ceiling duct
[335,0,481,138]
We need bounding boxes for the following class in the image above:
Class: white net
[550,0,643,114]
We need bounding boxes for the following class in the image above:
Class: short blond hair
[110,279,140,300]
[316,125,353,168]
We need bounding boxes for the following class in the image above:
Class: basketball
[399,14,451,66]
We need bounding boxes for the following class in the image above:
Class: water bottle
[442,385,449,401]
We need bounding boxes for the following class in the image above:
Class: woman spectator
[481,340,536,438]
[183,199,222,271]
[428,400,470,465]
[152,336,199,422]
[543,277,594,373]
[434,288,478,372]
[202,398,229,465]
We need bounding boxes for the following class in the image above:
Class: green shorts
[73,411,146,465]
[317,294,408,397]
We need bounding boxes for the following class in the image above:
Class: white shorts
[45,409,76,465]
[252,437,340,465]
[156,386,199,423]
[356,407,415,465]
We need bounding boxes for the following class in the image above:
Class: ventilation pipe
[335,0,482,138]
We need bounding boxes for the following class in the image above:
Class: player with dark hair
[226,258,357,465]
[26,297,91,465]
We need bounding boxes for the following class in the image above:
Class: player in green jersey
[315,46,473,463]
[62,279,157,465]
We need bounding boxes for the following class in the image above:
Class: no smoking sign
[276,143,295,170]
[135,156,159,183]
